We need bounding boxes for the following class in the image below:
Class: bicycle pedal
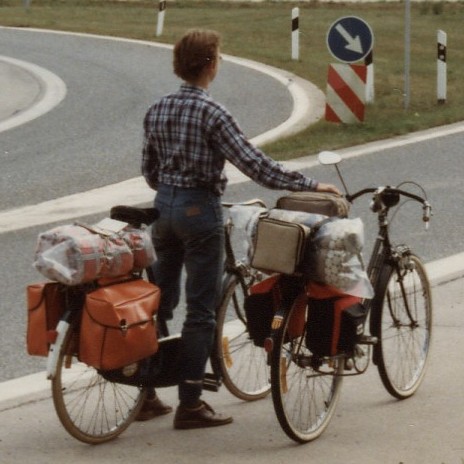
[357,335,378,345]
[202,373,221,392]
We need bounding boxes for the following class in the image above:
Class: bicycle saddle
[110,205,159,227]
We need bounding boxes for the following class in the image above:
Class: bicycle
[268,151,433,443]
[45,199,270,444]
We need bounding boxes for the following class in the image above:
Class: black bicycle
[269,151,433,443]
[47,200,270,444]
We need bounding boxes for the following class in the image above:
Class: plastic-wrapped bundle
[228,205,327,263]
[306,218,374,299]
[33,223,156,285]
[120,226,156,271]
[229,205,372,298]
[267,209,327,228]
[228,205,267,263]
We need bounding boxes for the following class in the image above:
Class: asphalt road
[0,27,292,210]
[1,28,463,384]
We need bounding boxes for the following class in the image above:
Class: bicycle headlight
[381,189,400,208]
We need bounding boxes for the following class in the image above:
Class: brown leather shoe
[135,396,173,422]
[174,401,233,429]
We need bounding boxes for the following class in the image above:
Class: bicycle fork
[390,247,419,327]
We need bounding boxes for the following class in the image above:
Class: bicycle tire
[215,276,271,401]
[372,253,432,399]
[51,326,146,444]
[270,297,344,443]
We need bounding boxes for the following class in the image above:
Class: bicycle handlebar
[346,186,432,228]
[347,186,424,204]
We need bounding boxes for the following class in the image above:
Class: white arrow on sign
[335,23,363,54]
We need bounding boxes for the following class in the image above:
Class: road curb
[426,252,464,285]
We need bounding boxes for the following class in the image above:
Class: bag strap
[96,275,142,288]
[74,221,115,238]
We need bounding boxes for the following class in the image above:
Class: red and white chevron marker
[325,63,367,123]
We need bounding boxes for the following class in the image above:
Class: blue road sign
[326,16,374,63]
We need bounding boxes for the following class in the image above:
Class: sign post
[404,0,411,109]
[325,16,373,123]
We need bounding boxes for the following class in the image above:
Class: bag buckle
[120,319,128,335]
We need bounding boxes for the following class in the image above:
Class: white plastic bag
[228,206,373,298]
[307,218,374,299]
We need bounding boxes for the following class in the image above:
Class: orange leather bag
[79,278,161,370]
[26,282,66,356]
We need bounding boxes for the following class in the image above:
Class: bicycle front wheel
[51,326,146,444]
[373,253,432,399]
[270,297,344,443]
[216,277,271,401]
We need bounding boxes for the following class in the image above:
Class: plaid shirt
[142,84,318,195]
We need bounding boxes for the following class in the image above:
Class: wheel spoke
[376,254,432,398]
[216,278,271,400]
[52,330,145,444]
[271,301,343,443]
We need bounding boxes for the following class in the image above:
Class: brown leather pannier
[79,279,161,370]
[26,282,66,356]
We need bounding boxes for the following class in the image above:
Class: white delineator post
[291,7,299,61]
[364,50,374,104]
[437,29,447,104]
[156,0,166,37]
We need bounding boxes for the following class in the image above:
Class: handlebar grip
[423,202,432,230]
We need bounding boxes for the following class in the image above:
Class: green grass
[1,0,464,160]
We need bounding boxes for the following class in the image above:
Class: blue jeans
[151,185,224,406]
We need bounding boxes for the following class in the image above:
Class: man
[140,29,341,429]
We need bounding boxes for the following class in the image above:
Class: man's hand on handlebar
[316,182,343,196]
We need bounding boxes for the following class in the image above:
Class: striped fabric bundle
[33,223,155,285]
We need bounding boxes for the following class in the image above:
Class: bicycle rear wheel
[51,326,146,444]
[215,276,271,401]
[373,253,432,399]
[270,297,344,443]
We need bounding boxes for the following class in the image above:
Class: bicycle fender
[46,320,71,380]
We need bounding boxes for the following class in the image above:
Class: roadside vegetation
[1,0,464,160]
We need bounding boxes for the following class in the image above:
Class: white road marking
[0,55,67,133]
